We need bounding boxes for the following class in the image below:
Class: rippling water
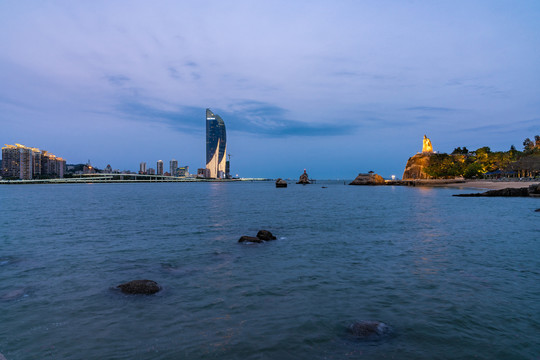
[1,182,539,359]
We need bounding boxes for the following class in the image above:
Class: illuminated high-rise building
[1,144,65,179]
[140,162,147,174]
[205,108,227,178]
[156,160,164,175]
[170,159,178,177]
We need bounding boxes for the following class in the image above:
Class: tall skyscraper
[206,108,227,178]
[170,159,178,177]
[156,160,164,175]
[140,162,147,174]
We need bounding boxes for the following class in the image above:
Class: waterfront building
[32,148,41,176]
[206,108,227,178]
[197,168,211,178]
[147,168,156,175]
[157,160,164,175]
[139,162,147,174]
[170,159,178,177]
[178,166,189,177]
[1,144,65,179]
[104,164,113,173]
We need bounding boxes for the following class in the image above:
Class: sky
[1,0,539,179]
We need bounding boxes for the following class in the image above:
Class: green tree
[463,162,483,178]
[451,147,469,155]
[523,138,534,151]
[425,154,462,178]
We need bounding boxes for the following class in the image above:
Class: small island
[297,169,311,184]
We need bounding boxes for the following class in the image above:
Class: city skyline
[1,1,539,178]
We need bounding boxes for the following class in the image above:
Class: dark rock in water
[453,187,530,197]
[256,230,276,241]
[535,208,540,212]
[349,172,385,185]
[238,236,264,243]
[297,170,311,184]
[275,178,287,188]
[348,320,390,340]
[117,280,160,295]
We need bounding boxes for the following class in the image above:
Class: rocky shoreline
[453,183,540,197]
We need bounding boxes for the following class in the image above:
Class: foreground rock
[348,320,390,340]
[238,230,277,243]
[349,172,385,185]
[117,280,161,294]
[0,352,7,360]
[275,178,287,188]
[1,288,26,301]
[535,208,540,212]
[256,230,277,240]
[297,170,310,184]
[454,187,530,197]
[238,236,263,243]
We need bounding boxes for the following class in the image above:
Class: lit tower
[170,159,178,177]
[205,108,227,178]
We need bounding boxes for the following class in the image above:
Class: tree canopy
[424,135,538,178]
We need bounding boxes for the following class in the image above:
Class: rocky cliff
[402,153,433,180]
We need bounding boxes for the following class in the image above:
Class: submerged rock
[348,320,390,340]
[256,230,277,241]
[238,236,263,243]
[535,208,540,212]
[117,280,160,295]
[1,288,26,301]
[453,187,530,197]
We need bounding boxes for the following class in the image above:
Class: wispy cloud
[405,106,459,112]
[116,98,358,137]
[105,75,130,86]
[462,117,540,134]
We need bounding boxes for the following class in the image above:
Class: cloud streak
[116,99,358,137]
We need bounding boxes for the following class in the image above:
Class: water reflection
[407,188,449,276]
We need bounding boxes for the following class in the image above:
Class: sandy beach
[433,180,540,190]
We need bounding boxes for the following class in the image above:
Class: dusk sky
[1,1,539,178]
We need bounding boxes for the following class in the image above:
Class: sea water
[0,182,539,359]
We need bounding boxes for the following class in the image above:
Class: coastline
[0,177,271,185]
[427,179,540,190]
